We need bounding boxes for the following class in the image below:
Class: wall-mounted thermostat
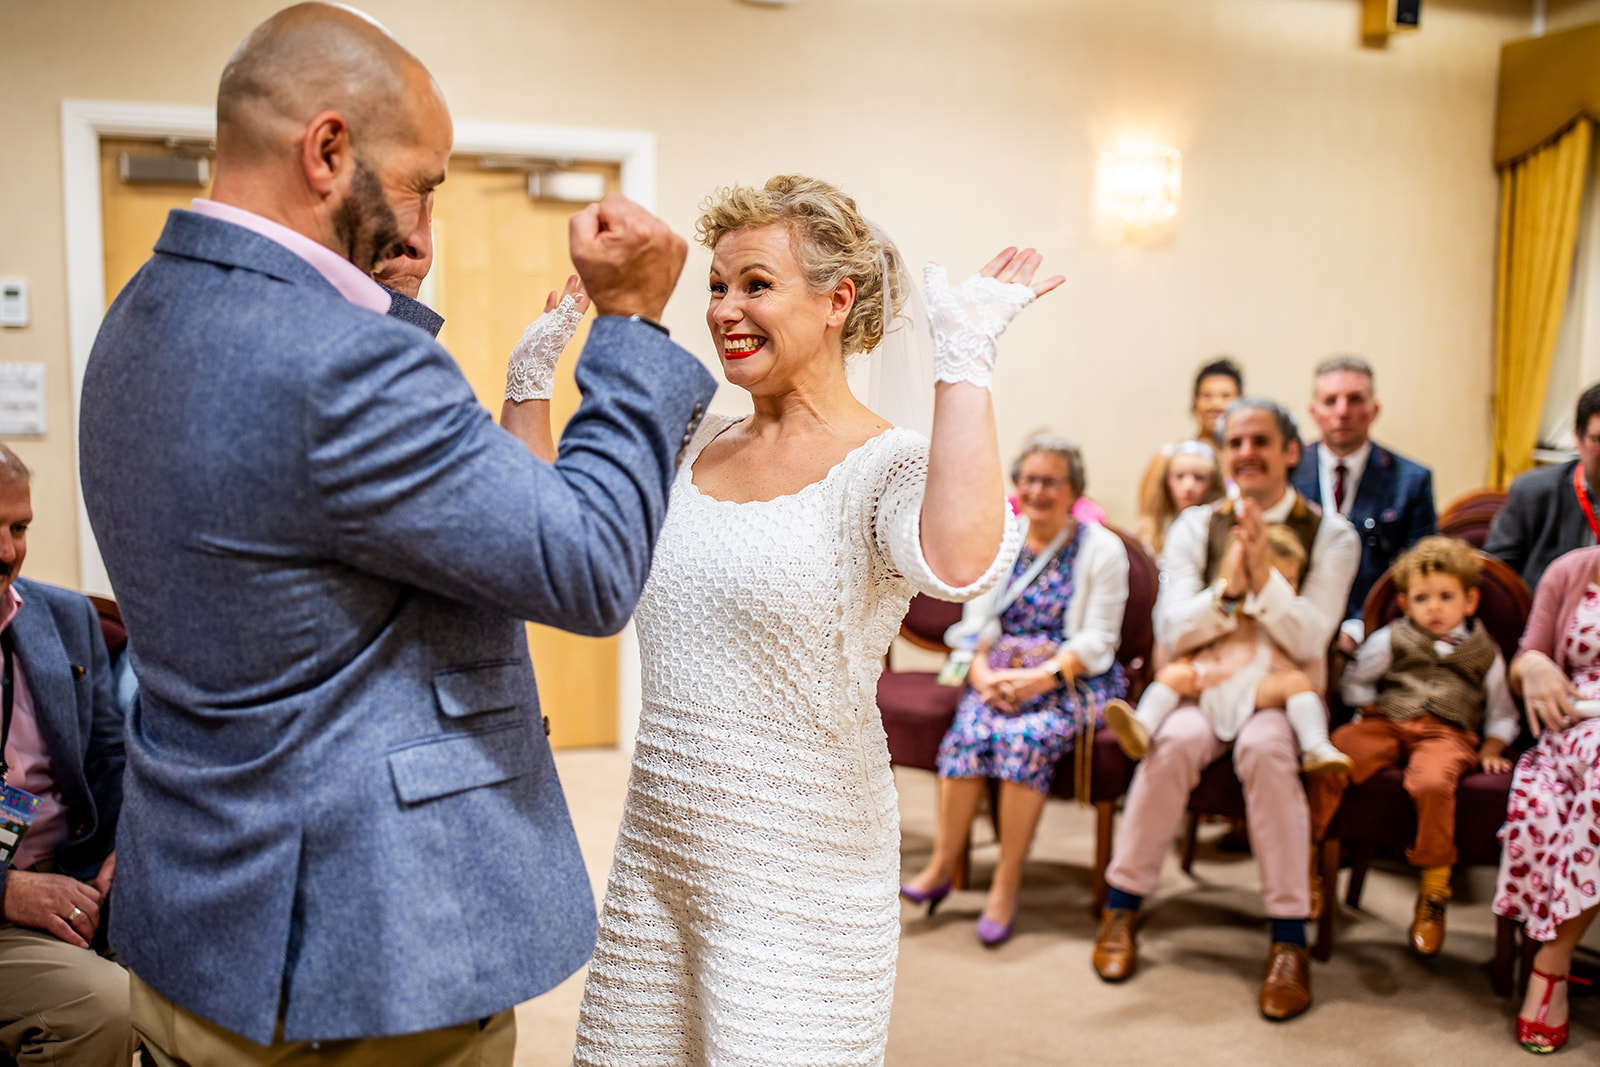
[0,279,27,328]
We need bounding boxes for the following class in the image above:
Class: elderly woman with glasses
[900,435,1129,945]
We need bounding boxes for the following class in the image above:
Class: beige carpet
[515,748,1597,1066]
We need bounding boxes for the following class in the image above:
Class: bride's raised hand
[923,248,1059,389]
[543,273,592,317]
[507,274,589,404]
[978,246,1064,300]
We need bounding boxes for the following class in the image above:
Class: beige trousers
[0,922,136,1067]
[130,974,516,1067]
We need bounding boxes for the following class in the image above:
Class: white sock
[1135,682,1181,733]
[1284,691,1331,752]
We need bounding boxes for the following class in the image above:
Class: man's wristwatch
[1052,659,1072,688]
[1211,578,1242,619]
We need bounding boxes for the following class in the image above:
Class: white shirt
[947,519,1129,677]
[1156,489,1360,667]
[1341,622,1520,746]
[1317,439,1372,519]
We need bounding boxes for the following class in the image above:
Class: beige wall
[0,0,1538,591]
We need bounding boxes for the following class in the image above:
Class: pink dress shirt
[0,586,68,870]
[188,199,392,314]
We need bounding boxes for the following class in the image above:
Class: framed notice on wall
[0,362,46,436]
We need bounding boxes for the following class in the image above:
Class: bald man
[79,4,716,1064]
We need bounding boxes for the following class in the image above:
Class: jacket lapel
[1291,443,1322,503]
[1350,444,1394,525]
[8,583,80,767]
[153,209,343,299]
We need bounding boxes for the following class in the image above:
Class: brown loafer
[1259,942,1312,1021]
[1104,700,1150,760]
[1092,908,1138,982]
[1410,893,1447,957]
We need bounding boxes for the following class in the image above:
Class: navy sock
[1107,887,1142,913]
[1270,918,1307,946]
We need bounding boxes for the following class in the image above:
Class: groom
[78,3,715,1063]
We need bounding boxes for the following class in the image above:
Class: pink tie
[1334,463,1348,512]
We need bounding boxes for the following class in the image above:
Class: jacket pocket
[388,722,534,805]
[431,660,531,718]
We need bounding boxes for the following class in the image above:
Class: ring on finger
[69,906,83,921]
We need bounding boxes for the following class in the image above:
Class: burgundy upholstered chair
[89,593,127,658]
[1437,488,1509,549]
[878,594,966,773]
[1311,550,1531,985]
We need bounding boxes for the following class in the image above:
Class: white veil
[864,223,936,437]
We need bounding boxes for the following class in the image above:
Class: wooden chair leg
[1180,812,1199,873]
[1093,800,1114,914]
[1492,915,1518,997]
[1519,924,1539,998]
[1344,841,1373,908]
[1312,838,1338,962]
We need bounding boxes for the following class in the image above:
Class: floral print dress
[935,523,1126,795]
[1493,584,1600,941]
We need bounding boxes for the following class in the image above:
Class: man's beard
[333,158,403,274]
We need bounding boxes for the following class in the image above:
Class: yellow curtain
[1491,119,1592,488]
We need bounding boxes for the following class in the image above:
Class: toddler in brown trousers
[1306,536,1518,956]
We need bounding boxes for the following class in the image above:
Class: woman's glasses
[1016,475,1068,491]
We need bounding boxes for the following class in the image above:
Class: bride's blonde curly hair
[696,175,906,358]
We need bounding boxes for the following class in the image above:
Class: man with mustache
[78,3,715,1063]
[0,446,133,1066]
[1093,398,1357,1022]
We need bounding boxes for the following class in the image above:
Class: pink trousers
[1105,704,1311,918]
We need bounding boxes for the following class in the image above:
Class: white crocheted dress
[572,415,1016,1066]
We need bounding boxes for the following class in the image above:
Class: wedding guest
[0,447,133,1067]
[1136,357,1243,518]
[1136,440,1225,556]
[1492,544,1600,1054]
[900,436,1129,946]
[1485,380,1600,594]
[1093,398,1358,1022]
[1291,355,1435,651]
[1307,536,1517,957]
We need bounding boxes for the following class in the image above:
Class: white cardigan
[944,519,1130,677]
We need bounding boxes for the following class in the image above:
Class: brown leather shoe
[1259,942,1313,1021]
[1410,893,1447,956]
[1092,908,1138,982]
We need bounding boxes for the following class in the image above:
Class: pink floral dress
[1493,585,1600,941]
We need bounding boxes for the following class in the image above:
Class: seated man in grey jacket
[0,447,133,1067]
[1484,381,1600,594]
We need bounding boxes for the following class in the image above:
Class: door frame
[61,98,658,594]
[60,99,657,749]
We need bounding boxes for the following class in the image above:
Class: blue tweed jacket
[0,577,123,896]
[1291,441,1436,622]
[79,208,716,1044]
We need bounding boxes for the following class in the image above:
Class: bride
[505,175,1058,1065]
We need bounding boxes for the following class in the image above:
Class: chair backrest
[1438,488,1509,549]
[1361,547,1532,663]
[1107,525,1157,697]
[88,593,127,657]
[899,593,964,653]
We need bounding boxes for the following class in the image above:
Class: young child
[1105,525,1353,774]
[1306,535,1518,956]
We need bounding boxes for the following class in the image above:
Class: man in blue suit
[78,5,716,1063]
[1291,356,1436,651]
[0,447,133,1067]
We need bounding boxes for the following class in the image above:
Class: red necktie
[1333,463,1348,512]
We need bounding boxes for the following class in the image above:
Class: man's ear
[300,110,353,200]
[1284,436,1303,470]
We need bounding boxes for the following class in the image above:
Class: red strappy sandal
[1518,967,1592,1054]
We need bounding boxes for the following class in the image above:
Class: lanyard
[0,629,14,785]
[1576,464,1600,544]
[993,521,1075,617]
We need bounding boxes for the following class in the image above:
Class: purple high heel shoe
[977,910,1016,947]
[899,879,953,915]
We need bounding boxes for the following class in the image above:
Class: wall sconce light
[1096,143,1182,237]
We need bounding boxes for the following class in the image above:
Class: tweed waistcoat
[1204,495,1323,587]
[1375,617,1496,732]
